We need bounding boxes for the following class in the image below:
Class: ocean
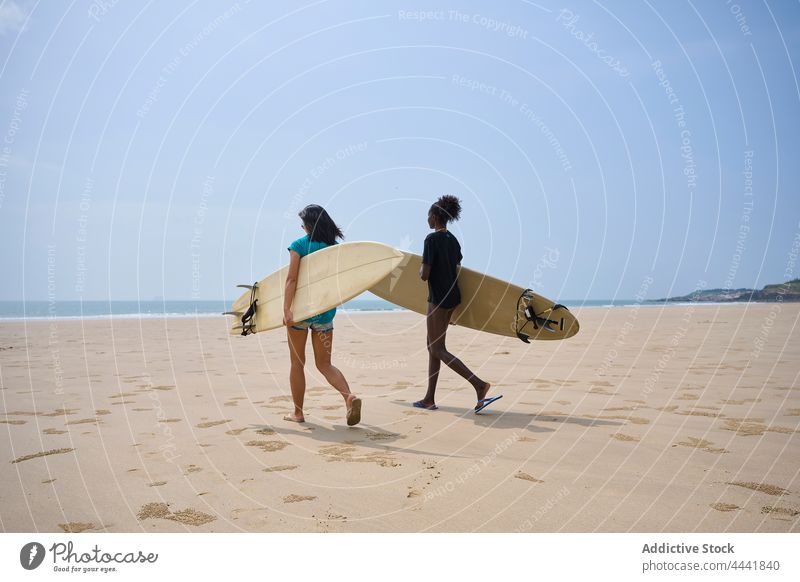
[0,299,402,320]
[0,298,690,321]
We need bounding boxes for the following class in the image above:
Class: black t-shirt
[422,230,462,308]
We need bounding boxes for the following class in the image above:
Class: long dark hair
[430,194,462,225]
[299,204,344,244]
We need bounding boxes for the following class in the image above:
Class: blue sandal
[413,400,438,410]
[475,395,503,414]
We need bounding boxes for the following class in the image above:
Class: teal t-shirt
[287,234,336,324]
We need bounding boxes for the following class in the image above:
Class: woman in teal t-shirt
[282,204,361,426]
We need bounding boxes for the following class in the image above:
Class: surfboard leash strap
[240,282,258,336]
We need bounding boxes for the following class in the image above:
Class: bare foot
[283,413,305,423]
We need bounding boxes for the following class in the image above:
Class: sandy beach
[1,304,798,533]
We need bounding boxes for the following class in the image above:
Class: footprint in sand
[110,392,138,399]
[656,405,679,412]
[12,448,74,464]
[246,440,289,452]
[184,465,202,474]
[148,481,167,487]
[283,494,316,503]
[727,481,789,496]
[137,502,215,526]
[676,437,728,454]
[58,522,95,533]
[65,418,100,426]
[0,419,26,425]
[515,472,544,483]
[721,419,767,436]
[364,431,404,442]
[41,408,79,417]
[611,433,639,442]
[710,503,739,512]
[761,506,799,519]
[195,419,231,429]
[255,428,276,436]
[318,444,400,467]
[766,425,798,435]
[325,511,347,521]
[225,428,248,436]
[270,395,293,402]
[675,410,723,418]
[719,398,761,405]
[675,392,700,401]
[263,465,298,473]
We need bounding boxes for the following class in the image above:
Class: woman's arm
[283,250,301,325]
[420,236,433,281]
[419,262,432,281]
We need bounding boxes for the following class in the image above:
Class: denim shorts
[291,320,333,333]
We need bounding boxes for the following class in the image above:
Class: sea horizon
[0,298,759,321]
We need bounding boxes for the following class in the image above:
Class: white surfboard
[227,241,404,335]
[370,251,579,341]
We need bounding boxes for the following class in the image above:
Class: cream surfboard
[227,241,405,335]
[370,251,579,341]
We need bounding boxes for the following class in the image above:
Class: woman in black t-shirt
[415,195,499,413]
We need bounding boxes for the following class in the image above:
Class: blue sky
[1,0,798,302]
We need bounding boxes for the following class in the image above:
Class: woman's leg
[285,326,309,422]
[421,304,444,405]
[424,303,490,404]
[311,330,359,415]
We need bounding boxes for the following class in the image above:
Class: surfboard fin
[222,311,243,316]
[236,284,256,290]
